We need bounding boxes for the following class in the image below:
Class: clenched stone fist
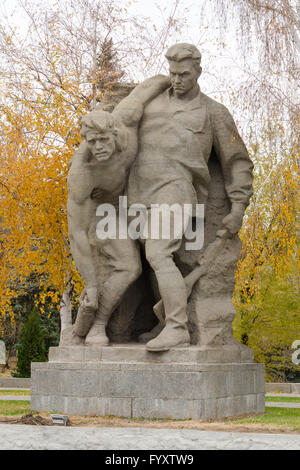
[221,202,246,235]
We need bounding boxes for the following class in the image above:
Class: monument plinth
[31,43,264,419]
[31,344,264,419]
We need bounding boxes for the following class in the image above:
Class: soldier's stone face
[86,130,116,162]
[168,59,199,97]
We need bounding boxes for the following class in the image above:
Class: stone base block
[31,345,264,420]
[48,342,254,364]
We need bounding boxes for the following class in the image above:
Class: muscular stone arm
[67,142,96,203]
[113,75,170,128]
[212,104,254,233]
[67,197,98,305]
[67,148,99,309]
[66,76,170,306]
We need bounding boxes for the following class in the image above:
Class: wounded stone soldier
[67,75,170,346]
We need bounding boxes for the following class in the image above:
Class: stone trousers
[139,207,189,330]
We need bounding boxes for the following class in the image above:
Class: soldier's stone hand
[221,202,246,235]
[83,287,98,311]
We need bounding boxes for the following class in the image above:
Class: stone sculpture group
[31,43,266,420]
[64,43,254,353]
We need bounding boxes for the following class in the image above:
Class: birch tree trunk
[59,288,72,342]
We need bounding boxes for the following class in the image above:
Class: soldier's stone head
[165,43,202,98]
[81,110,127,162]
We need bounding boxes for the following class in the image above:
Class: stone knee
[145,242,174,273]
[113,255,142,285]
[125,261,142,284]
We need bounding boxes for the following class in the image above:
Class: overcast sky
[0,0,242,92]
[0,0,260,135]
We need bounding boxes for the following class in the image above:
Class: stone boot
[59,326,85,347]
[146,325,190,352]
[85,319,109,346]
[138,322,164,343]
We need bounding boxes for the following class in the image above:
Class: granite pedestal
[31,344,265,420]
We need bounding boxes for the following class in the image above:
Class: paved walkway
[0,425,299,450]
[0,395,30,401]
[266,402,300,408]
[266,393,300,398]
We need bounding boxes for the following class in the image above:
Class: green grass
[0,390,31,396]
[0,400,299,431]
[265,396,300,403]
[0,400,32,416]
[231,407,300,431]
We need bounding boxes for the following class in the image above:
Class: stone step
[49,343,254,364]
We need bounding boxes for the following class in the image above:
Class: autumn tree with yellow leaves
[210,0,300,380]
[0,0,184,332]
[0,0,298,380]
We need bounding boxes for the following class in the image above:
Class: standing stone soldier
[66,43,253,352]
[126,43,253,351]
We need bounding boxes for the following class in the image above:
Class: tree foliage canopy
[0,0,299,380]
[0,0,183,319]
[208,0,299,380]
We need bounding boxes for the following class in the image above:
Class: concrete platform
[31,345,264,420]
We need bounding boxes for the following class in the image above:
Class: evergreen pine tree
[15,308,46,378]
[95,38,125,98]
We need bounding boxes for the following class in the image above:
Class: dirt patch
[1,412,293,434]
[0,411,299,434]
[0,413,52,425]
[0,357,17,378]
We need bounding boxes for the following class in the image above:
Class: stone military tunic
[127,85,253,212]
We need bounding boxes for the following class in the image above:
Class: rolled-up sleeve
[212,104,254,206]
